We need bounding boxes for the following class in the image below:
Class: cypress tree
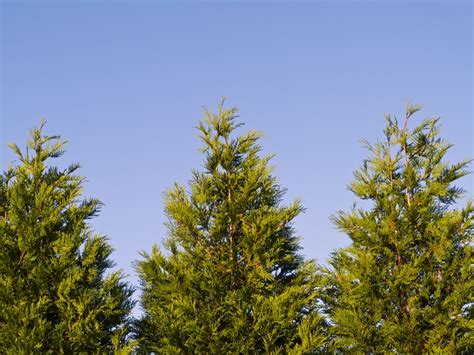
[0,121,135,353]
[323,104,473,353]
[136,104,327,353]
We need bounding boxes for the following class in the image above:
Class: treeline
[0,103,472,353]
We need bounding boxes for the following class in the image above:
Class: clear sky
[1,1,472,300]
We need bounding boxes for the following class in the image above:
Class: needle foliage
[323,105,473,353]
[0,121,135,353]
[136,104,327,353]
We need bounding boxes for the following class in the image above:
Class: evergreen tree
[0,121,135,353]
[323,104,473,353]
[136,104,327,353]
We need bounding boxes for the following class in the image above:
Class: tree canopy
[0,121,135,353]
[1,103,472,353]
[323,104,473,353]
[136,104,328,353]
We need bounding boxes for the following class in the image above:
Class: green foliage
[4,103,472,353]
[0,121,135,353]
[136,104,327,353]
[323,105,473,353]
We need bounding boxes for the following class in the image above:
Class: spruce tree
[0,121,135,353]
[136,104,327,353]
[323,104,473,353]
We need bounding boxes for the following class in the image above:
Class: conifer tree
[323,104,473,353]
[0,121,135,353]
[136,104,327,353]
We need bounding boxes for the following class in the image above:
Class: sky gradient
[1,1,472,302]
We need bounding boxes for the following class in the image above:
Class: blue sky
[1,1,472,296]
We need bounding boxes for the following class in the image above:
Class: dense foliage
[136,104,328,353]
[0,122,135,353]
[323,105,473,353]
[1,104,472,353]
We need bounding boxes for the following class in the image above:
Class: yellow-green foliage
[2,103,472,354]
[136,104,328,353]
[0,121,135,353]
[323,105,473,353]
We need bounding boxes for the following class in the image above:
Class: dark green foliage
[323,105,473,353]
[136,104,327,353]
[0,121,135,353]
